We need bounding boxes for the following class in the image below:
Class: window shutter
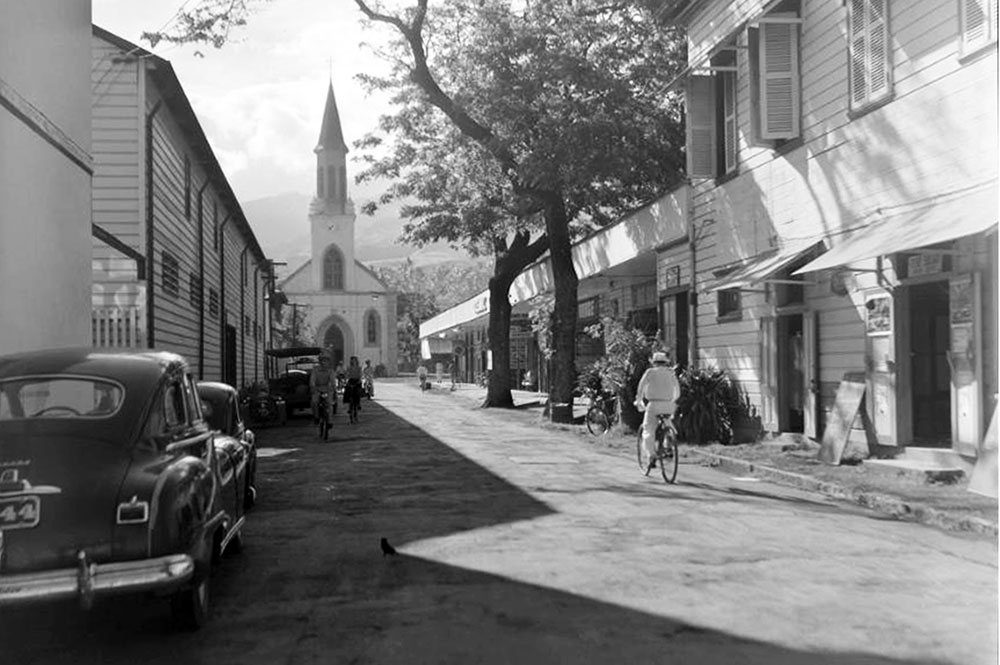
[867,0,890,99]
[759,21,800,139]
[723,73,738,172]
[685,76,716,178]
[849,0,868,106]
[961,0,997,50]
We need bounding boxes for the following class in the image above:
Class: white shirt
[636,365,680,403]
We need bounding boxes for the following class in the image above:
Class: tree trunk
[483,231,548,409]
[542,194,579,424]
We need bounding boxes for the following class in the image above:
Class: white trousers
[641,400,674,459]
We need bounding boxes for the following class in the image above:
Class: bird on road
[380,537,398,557]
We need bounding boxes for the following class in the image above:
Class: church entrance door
[324,324,345,367]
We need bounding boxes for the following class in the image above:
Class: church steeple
[315,83,348,212]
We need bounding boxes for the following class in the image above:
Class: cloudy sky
[92,0,395,204]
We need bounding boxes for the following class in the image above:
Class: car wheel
[171,574,209,630]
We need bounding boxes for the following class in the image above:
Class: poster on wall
[865,295,892,335]
[950,275,974,324]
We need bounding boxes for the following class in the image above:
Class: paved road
[3,380,996,664]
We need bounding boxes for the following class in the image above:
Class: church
[279,83,398,375]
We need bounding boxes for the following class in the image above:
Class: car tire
[171,574,209,630]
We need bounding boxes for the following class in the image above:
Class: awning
[794,186,998,274]
[702,239,824,292]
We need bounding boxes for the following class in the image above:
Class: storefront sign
[661,265,681,290]
[950,275,974,324]
[865,295,892,335]
[472,294,489,315]
[907,253,943,277]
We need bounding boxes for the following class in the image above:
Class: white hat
[651,351,669,364]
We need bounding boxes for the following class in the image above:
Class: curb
[689,449,999,537]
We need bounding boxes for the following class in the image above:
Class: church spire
[316,82,348,154]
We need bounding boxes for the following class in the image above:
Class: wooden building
[666,0,997,460]
[90,26,272,388]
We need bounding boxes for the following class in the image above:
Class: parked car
[197,381,258,510]
[265,346,323,418]
[237,381,287,429]
[0,347,249,630]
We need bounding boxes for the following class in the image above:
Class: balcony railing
[92,306,143,348]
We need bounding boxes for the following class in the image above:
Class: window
[849,0,892,110]
[338,167,347,203]
[326,167,336,202]
[243,314,251,336]
[749,11,802,142]
[631,280,657,309]
[960,0,998,55]
[161,251,179,297]
[208,288,219,316]
[578,297,599,321]
[686,61,738,178]
[189,273,203,308]
[163,382,186,429]
[317,166,324,198]
[184,156,191,220]
[717,288,743,320]
[365,310,380,346]
[322,245,344,290]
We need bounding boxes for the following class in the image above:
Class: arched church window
[364,310,380,346]
[317,166,324,198]
[338,167,347,201]
[322,245,344,290]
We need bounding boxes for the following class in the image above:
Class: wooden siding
[685,0,998,427]
[91,36,141,283]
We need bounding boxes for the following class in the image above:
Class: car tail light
[116,495,149,524]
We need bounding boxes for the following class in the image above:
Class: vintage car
[197,381,258,509]
[238,381,287,429]
[0,348,249,629]
[265,346,323,418]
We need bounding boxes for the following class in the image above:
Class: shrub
[673,366,763,445]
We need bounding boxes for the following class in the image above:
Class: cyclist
[634,351,680,472]
[310,355,336,424]
[362,359,375,398]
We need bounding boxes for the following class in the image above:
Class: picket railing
[92,306,144,348]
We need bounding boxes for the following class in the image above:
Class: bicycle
[636,413,679,483]
[316,391,331,440]
[585,391,619,435]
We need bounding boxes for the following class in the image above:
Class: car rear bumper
[0,552,194,607]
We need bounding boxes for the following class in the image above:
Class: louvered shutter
[760,21,800,139]
[722,73,737,172]
[685,75,717,179]
[867,0,890,100]
[961,0,997,50]
[849,0,868,106]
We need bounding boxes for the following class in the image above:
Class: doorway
[323,324,345,366]
[224,324,237,387]
[909,281,951,445]
[777,314,805,433]
[660,292,690,367]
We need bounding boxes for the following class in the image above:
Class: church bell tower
[310,83,356,291]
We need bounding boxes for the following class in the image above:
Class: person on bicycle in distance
[345,356,363,407]
[310,354,336,424]
[634,351,680,471]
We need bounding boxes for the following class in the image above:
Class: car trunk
[0,436,132,574]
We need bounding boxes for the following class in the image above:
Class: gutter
[218,213,233,382]
[196,179,211,378]
[144,100,163,348]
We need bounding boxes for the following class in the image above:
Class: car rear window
[0,376,124,420]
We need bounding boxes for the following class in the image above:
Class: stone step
[864,458,966,484]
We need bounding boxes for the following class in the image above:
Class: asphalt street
[2,379,997,665]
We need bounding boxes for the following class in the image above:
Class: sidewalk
[415,379,998,537]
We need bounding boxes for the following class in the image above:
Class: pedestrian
[417,363,429,391]
[309,355,336,424]
[634,351,681,472]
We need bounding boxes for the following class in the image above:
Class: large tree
[145,0,687,422]
[357,106,547,407]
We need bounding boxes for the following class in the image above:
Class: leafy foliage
[673,367,763,445]
[272,303,313,349]
[374,258,492,370]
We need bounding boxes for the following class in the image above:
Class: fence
[92,306,143,348]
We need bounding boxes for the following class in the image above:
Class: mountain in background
[240,192,477,280]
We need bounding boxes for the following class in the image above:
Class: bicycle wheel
[586,406,610,435]
[659,431,679,484]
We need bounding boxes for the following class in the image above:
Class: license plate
[0,496,40,529]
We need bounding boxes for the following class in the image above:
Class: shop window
[848,0,892,111]
[631,280,657,310]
